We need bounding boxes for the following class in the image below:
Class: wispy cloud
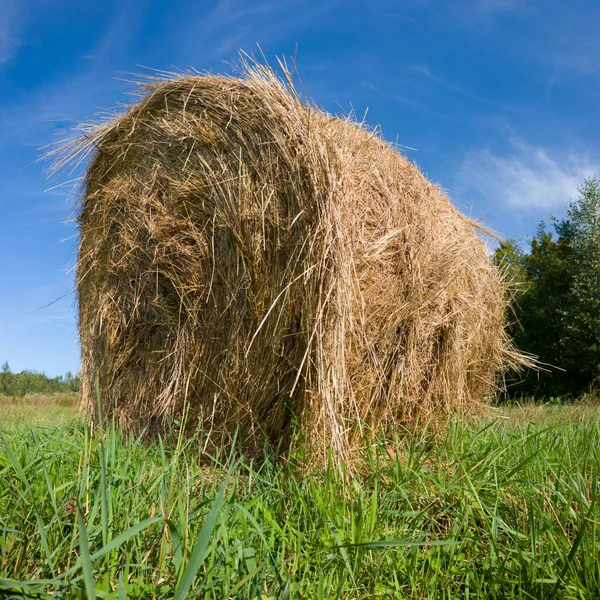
[407,0,532,22]
[0,0,21,65]
[474,0,527,13]
[176,0,342,63]
[30,313,77,333]
[0,4,134,150]
[413,64,494,104]
[456,137,600,210]
[362,81,449,119]
[544,32,600,77]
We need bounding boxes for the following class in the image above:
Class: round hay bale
[64,64,519,462]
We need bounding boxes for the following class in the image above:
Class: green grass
[0,393,79,428]
[1,399,600,598]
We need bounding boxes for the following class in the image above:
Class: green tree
[494,238,527,289]
[497,176,600,398]
[0,361,11,395]
[558,176,600,389]
[496,228,574,396]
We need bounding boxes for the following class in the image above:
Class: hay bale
[62,63,519,461]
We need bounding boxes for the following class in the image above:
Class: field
[1,395,600,599]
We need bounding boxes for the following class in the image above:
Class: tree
[494,238,527,289]
[558,177,600,389]
[0,361,10,395]
[496,228,574,396]
[496,176,600,398]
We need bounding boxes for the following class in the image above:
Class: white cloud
[456,137,600,210]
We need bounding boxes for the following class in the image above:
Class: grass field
[0,394,79,427]
[1,395,600,599]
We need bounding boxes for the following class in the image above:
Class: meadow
[1,395,600,599]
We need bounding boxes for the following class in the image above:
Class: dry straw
[54,60,523,463]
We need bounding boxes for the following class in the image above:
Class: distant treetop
[0,363,80,397]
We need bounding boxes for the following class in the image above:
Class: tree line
[495,176,600,399]
[0,362,80,397]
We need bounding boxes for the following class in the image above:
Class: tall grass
[1,408,599,598]
[0,393,77,428]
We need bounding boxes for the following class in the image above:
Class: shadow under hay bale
[58,62,523,463]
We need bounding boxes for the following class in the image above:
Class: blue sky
[1,0,599,376]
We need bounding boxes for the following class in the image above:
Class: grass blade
[76,505,96,600]
[173,466,233,600]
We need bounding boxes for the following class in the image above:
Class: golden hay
[58,63,521,462]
